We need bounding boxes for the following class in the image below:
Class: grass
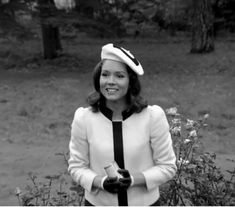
[0,34,234,205]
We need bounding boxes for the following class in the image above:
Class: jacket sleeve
[142,105,177,191]
[68,107,98,192]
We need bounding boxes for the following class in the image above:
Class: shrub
[15,153,85,206]
[159,107,235,206]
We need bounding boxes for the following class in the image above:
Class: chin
[106,97,119,101]
[104,94,123,101]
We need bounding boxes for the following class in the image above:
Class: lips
[106,88,118,94]
[106,88,118,92]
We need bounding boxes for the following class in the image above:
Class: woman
[68,43,177,206]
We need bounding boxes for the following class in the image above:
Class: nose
[107,75,116,84]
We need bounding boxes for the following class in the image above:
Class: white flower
[171,126,181,136]
[184,139,191,144]
[166,107,179,116]
[15,187,22,196]
[189,130,197,138]
[185,119,195,130]
[177,158,189,165]
[204,113,209,119]
[172,118,181,125]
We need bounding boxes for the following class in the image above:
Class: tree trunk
[191,0,214,53]
[39,0,62,59]
[41,23,62,59]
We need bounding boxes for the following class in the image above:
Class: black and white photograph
[0,0,234,206]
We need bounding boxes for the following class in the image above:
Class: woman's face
[100,59,129,104]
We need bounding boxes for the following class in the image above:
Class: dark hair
[87,60,148,113]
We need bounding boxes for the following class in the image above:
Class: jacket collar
[99,102,134,121]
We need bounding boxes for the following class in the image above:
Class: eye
[116,73,125,78]
[118,74,124,78]
[101,72,109,77]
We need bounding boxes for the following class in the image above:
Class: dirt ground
[0,39,235,205]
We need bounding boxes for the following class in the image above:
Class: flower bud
[15,187,22,196]
[189,130,197,138]
[166,107,179,116]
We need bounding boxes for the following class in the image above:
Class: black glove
[118,169,132,190]
[102,177,120,194]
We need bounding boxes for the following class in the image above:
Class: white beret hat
[101,43,144,75]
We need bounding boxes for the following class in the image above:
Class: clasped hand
[103,169,132,194]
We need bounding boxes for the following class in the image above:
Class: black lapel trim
[99,103,134,121]
[112,122,128,206]
[112,122,125,169]
[99,103,113,121]
[122,108,135,121]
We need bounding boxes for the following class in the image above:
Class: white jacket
[68,105,176,206]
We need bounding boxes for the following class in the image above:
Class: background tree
[191,0,215,53]
[0,0,31,39]
[38,0,62,59]
[2,0,235,58]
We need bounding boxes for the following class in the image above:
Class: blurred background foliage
[0,0,235,58]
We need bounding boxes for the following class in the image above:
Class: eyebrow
[101,69,127,74]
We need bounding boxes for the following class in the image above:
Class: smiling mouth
[106,88,118,92]
[106,88,118,94]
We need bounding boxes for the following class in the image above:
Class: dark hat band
[113,45,140,66]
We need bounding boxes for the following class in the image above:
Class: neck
[106,100,127,112]
[106,100,128,121]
